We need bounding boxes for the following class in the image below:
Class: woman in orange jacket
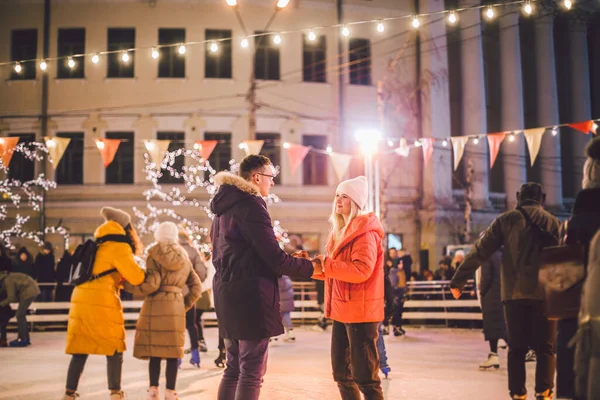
[314,176,385,400]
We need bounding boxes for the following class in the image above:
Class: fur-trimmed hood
[210,172,262,217]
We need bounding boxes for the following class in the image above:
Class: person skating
[63,207,146,400]
[34,241,56,302]
[313,176,385,400]
[450,183,561,400]
[132,222,201,400]
[389,259,407,337]
[278,274,296,342]
[0,245,15,347]
[377,269,395,378]
[210,155,319,400]
[0,265,40,347]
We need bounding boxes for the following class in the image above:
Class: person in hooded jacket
[572,136,600,400]
[0,269,40,347]
[277,275,296,342]
[63,207,146,400]
[34,241,56,302]
[210,155,319,400]
[133,222,202,400]
[313,176,385,400]
[12,247,34,277]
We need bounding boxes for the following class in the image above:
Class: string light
[473,137,479,145]
[39,60,47,71]
[523,1,533,15]
[14,63,22,74]
[387,140,394,147]
[411,16,420,29]
[341,25,350,37]
[178,44,186,55]
[307,30,316,41]
[241,37,249,48]
[509,134,516,142]
[485,6,495,20]
[563,0,573,10]
[226,0,237,5]
[552,127,559,136]
[442,140,448,147]
[326,145,332,153]
[448,11,458,24]
[273,34,282,45]
[121,51,130,63]
[95,140,106,150]
[377,21,385,33]
[276,0,290,8]
[593,122,599,132]
[151,48,159,59]
[414,140,422,147]
[210,41,219,53]
[91,54,99,64]
[282,142,291,149]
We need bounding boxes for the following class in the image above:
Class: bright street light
[355,129,382,155]
[225,0,237,6]
[276,0,290,8]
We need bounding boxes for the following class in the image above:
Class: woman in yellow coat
[63,207,145,400]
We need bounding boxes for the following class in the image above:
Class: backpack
[69,235,130,286]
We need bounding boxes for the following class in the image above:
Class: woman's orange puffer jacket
[318,213,384,324]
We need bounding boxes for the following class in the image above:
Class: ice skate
[525,349,536,363]
[382,325,389,336]
[214,349,226,368]
[380,366,391,379]
[109,391,126,399]
[393,326,405,337]
[479,353,500,370]
[498,338,508,349]
[189,348,200,368]
[164,389,179,400]
[147,386,159,400]
[284,329,296,342]
[198,339,208,353]
[63,392,79,399]
[535,389,553,400]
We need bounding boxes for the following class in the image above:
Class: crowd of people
[0,135,598,400]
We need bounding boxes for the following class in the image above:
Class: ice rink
[0,326,540,399]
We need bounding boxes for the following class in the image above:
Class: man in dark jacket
[210,155,320,400]
[450,183,561,400]
[34,242,55,302]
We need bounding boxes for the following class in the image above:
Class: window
[303,34,326,83]
[256,133,281,184]
[7,134,35,182]
[105,132,134,184]
[302,135,328,185]
[205,132,231,173]
[55,132,84,185]
[11,29,37,80]
[254,32,280,81]
[205,30,232,79]
[57,28,85,79]
[107,28,135,78]
[158,28,185,78]
[157,132,185,184]
[349,38,371,86]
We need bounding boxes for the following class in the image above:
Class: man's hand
[311,255,325,275]
[451,287,462,300]
[292,250,310,259]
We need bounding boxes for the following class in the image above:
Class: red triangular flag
[0,137,20,169]
[284,143,310,175]
[95,138,122,168]
[487,133,506,168]
[196,140,218,161]
[568,121,595,135]
[421,138,434,167]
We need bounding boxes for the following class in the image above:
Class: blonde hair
[329,198,362,246]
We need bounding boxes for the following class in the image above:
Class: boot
[63,391,79,399]
[535,390,553,400]
[511,395,527,400]
[0,338,7,347]
[164,389,179,400]
[498,338,508,350]
[109,391,126,399]
[198,339,208,353]
[147,386,159,400]
[382,326,389,336]
[479,353,500,370]
[214,349,226,368]
[9,337,31,347]
[284,329,296,342]
[177,358,182,369]
[525,349,536,363]
[189,348,200,368]
[393,326,405,337]
[380,366,391,379]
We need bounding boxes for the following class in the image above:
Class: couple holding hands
[211,154,385,400]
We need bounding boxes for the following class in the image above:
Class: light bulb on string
[226,0,237,5]
[96,140,105,150]
[40,60,47,71]
[282,142,290,149]
[14,63,22,74]
[152,48,159,59]
[241,37,249,48]
[485,6,495,20]
[92,54,99,64]
[121,51,130,63]
[509,134,516,142]
[326,145,332,153]
[552,127,559,136]
[341,26,350,37]
[473,137,480,145]
[68,57,76,69]
[307,30,316,41]
[377,21,385,33]
[178,44,186,55]
[414,140,422,147]
[388,140,394,147]
[563,0,573,10]
[442,140,448,147]
[523,1,533,15]
[448,11,457,24]
[210,41,219,53]
[273,34,282,45]
[411,16,420,29]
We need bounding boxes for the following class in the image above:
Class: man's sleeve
[451,217,504,290]
[240,200,314,279]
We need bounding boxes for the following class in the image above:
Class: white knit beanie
[582,136,600,189]
[336,176,369,210]
[154,221,179,243]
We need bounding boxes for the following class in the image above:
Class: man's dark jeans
[17,296,36,341]
[504,299,557,397]
[331,321,384,400]
[217,338,269,400]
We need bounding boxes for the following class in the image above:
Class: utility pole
[39,0,51,238]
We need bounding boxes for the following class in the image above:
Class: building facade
[1,0,599,272]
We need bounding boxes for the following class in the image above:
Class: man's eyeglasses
[254,172,277,180]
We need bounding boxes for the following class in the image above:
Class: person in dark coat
[0,271,40,347]
[0,245,15,347]
[34,242,56,302]
[55,249,74,302]
[377,270,394,378]
[210,155,319,400]
[478,249,507,370]
[12,247,34,277]
[278,275,295,342]
[451,183,561,400]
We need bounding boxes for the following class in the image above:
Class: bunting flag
[450,137,469,171]
[95,138,122,168]
[0,137,20,169]
[421,138,434,167]
[284,143,310,175]
[44,136,71,169]
[195,140,218,161]
[241,140,264,156]
[568,120,597,135]
[329,152,353,181]
[487,133,505,168]
[394,138,410,157]
[144,139,171,168]
[523,128,546,166]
